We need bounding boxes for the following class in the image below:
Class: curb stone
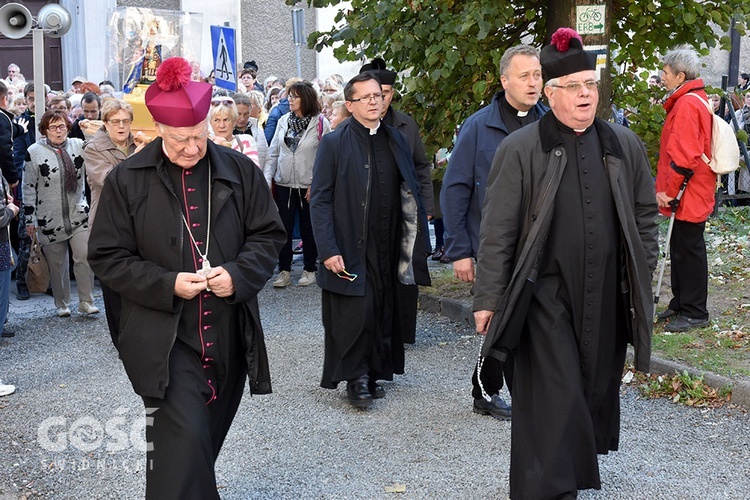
[418,292,750,409]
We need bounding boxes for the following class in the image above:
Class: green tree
[289,0,750,169]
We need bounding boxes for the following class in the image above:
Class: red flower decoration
[550,27,582,53]
[156,57,192,92]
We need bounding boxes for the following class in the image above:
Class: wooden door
[0,0,64,90]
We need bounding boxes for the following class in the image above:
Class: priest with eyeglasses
[310,72,431,409]
[88,57,285,499]
[472,28,658,499]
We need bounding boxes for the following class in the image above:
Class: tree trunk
[545,0,613,119]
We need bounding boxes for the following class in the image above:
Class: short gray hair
[499,45,540,77]
[661,46,700,81]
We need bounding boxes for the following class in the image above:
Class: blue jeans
[0,239,12,331]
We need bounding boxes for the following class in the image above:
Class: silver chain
[180,159,212,272]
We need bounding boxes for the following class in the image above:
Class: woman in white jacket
[265,81,331,288]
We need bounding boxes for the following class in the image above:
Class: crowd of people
[0,29,738,499]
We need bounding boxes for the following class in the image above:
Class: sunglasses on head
[211,98,234,107]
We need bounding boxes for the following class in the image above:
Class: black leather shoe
[347,378,373,408]
[431,246,445,261]
[664,315,710,332]
[15,285,29,300]
[473,395,511,420]
[656,308,678,321]
[368,381,385,399]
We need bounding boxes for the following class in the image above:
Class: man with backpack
[655,46,717,332]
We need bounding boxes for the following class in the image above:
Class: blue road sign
[211,25,236,92]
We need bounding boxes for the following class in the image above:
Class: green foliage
[288,0,750,167]
[612,1,750,171]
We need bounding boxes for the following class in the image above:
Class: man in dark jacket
[359,59,434,347]
[310,72,431,409]
[473,29,658,498]
[10,82,37,300]
[0,81,28,186]
[440,44,548,421]
[88,57,285,500]
[68,91,101,140]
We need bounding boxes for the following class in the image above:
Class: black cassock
[141,158,246,500]
[510,124,627,499]
[320,123,407,388]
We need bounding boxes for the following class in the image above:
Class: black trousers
[274,185,317,272]
[472,352,514,400]
[141,341,246,500]
[668,219,709,320]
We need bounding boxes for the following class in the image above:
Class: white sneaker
[273,271,291,288]
[78,302,100,315]
[297,270,316,287]
[56,307,71,318]
[0,383,16,396]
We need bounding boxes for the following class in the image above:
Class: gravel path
[1,279,748,499]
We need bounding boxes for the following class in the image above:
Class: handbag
[26,232,50,294]
[7,226,16,272]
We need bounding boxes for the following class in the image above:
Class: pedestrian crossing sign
[211,25,237,92]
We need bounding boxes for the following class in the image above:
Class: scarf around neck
[45,138,78,193]
[288,113,312,136]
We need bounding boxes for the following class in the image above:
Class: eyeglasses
[107,119,132,126]
[547,81,600,93]
[288,95,299,101]
[47,124,68,132]
[335,269,357,281]
[348,93,384,103]
[210,98,234,107]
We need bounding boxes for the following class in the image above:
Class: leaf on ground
[384,483,407,493]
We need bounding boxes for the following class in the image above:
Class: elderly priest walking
[88,57,285,499]
[472,28,659,499]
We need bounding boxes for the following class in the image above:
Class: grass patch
[420,267,473,300]
[624,368,733,408]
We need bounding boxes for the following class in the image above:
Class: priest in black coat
[473,29,659,499]
[310,72,431,408]
[88,57,285,500]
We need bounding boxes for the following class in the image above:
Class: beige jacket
[83,127,135,226]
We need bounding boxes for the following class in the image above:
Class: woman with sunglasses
[23,110,97,318]
[84,99,147,343]
[209,96,260,168]
[265,81,331,288]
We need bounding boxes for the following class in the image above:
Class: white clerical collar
[517,110,529,117]
[369,121,381,135]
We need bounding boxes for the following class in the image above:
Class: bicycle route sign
[576,5,606,35]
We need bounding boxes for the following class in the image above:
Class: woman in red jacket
[655,46,715,332]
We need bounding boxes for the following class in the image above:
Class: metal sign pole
[32,28,45,134]
[292,8,304,79]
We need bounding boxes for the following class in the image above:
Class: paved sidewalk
[1,277,749,498]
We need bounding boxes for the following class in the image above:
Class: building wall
[240,0,317,85]
[118,0,180,11]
